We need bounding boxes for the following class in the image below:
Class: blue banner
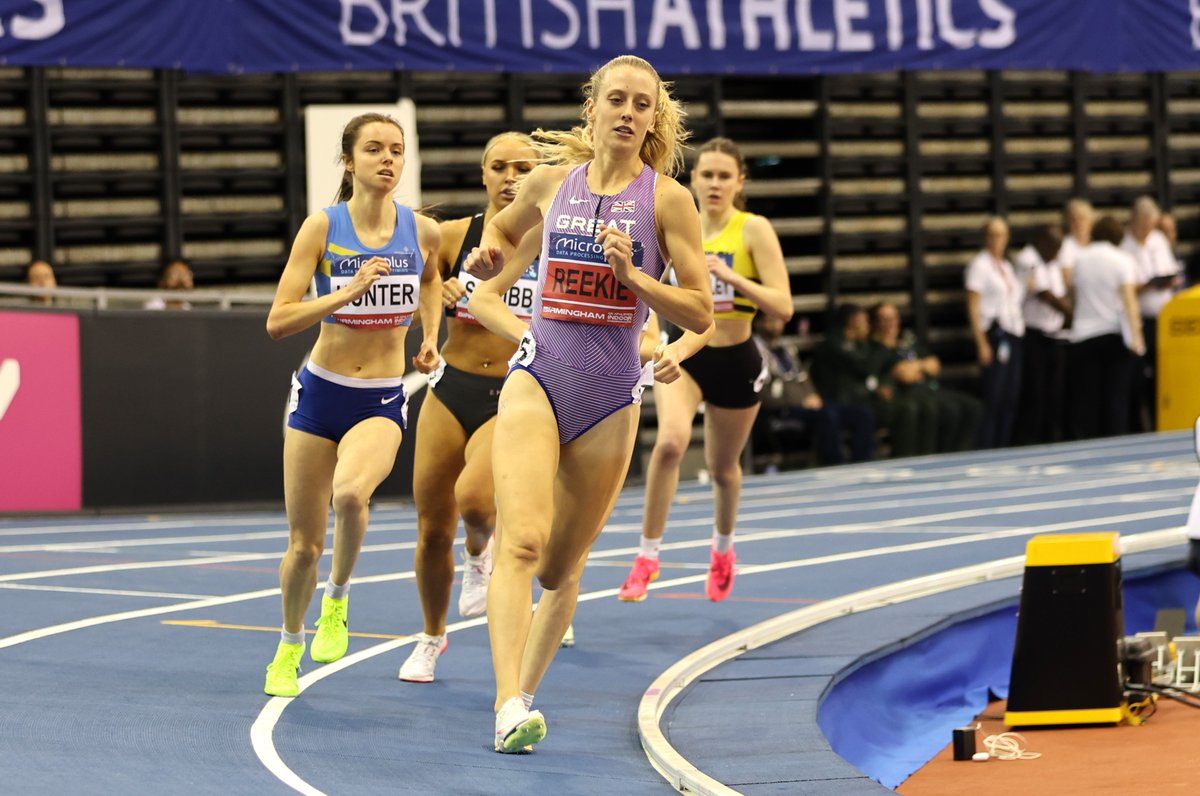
[0,1,1197,75]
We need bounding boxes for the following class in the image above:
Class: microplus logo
[0,358,19,423]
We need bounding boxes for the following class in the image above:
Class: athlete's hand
[442,276,467,308]
[412,340,439,374]
[344,257,391,301]
[705,253,735,284]
[652,343,683,384]
[596,222,636,284]
[463,246,505,281]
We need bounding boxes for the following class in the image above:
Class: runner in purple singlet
[464,55,713,754]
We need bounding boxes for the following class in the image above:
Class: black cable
[1126,682,1200,710]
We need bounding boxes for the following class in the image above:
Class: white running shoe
[494,696,546,753]
[398,633,448,683]
[457,541,493,619]
[560,623,575,648]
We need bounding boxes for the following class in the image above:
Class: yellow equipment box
[1158,286,1200,431]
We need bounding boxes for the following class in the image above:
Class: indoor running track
[0,432,1195,795]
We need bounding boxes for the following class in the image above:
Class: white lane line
[0,481,1189,585]
[0,515,418,539]
[5,504,1183,653]
[0,583,215,599]
[637,526,1188,795]
[0,541,421,584]
[603,484,1193,535]
[0,569,421,651]
[1,468,1181,555]
[250,521,1189,795]
[0,521,420,554]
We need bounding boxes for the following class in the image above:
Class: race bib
[540,232,641,327]
[709,252,736,313]
[453,262,539,324]
[668,254,736,313]
[329,253,420,328]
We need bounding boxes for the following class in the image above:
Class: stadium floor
[0,432,1196,794]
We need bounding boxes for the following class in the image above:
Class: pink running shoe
[618,555,660,602]
[705,547,736,601]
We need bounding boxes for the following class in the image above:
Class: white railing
[0,283,275,310]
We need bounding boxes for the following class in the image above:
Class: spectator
[966,216,1024,448]
[1122,196,1181,430]
[869,302,982,453]
[752,312,874,468]
[1013,225,1071,444]
[812,303,926,459]
[24,259,56,305]
[1068,215,1145,439]
[1158,211,1189,286]
[144,259,194,310]
[1058,197,1094,287]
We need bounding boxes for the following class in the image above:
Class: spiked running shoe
[264,640,304,697]
[458,543,493,619]
[494,696,546,753]
[398,633,448,682]
[705,547,736,602]
[310,595,349,663]
[618,555,660,601]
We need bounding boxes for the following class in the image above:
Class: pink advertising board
[0,310,82,511]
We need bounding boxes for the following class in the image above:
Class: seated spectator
[1058,197,1094,288]
[966,216,1025,449]
[24,259,56,305]
[752,313,874,468]
[869,302,982,453]
[144,259,194,310]
[1069,215,1145,439]
[813,303,928,460]
[1013,225,1071,444]
[1122,196,1181,430]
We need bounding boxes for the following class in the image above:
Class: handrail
[636,527,1187,794]
[0,283,275,310]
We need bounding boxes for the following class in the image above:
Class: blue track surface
[0,432,1195,794]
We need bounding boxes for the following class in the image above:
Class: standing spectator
[1122,196,1182,430]
[1069,215,1145,439]
[1013,225,1071,444]
[869,302,982,453]
[966,216,1024,448]
[144,259,195,310]
[23,259,56,305]
[1058,198,1094,287]
[1158,211,1189,286]
[752,312,874,468]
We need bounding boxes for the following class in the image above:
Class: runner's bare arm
[611,177,711,334]
[465,165,564,280]
[469,223,544,344]
[412,214,443,372]
[266,212,389,340]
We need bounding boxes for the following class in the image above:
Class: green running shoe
[264,641,304,697]
[311,595,349,663]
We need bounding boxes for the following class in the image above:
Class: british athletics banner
[0,0,1197,75]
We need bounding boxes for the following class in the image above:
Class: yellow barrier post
[1158,286,1200,431]
[1004,532,1125,727]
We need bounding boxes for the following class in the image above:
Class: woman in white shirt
[965,216,1024,448]
[1068,215,1145,439]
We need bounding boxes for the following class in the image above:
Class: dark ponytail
[333,112,405,204]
